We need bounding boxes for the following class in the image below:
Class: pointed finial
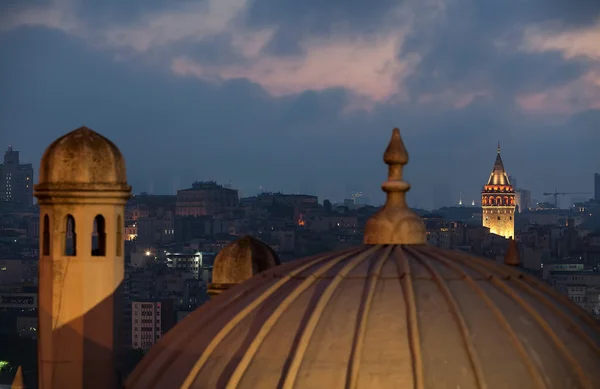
[497,141,500,153]
[504,239,520,266]
[364,128,426,245]
[11,366,25,389]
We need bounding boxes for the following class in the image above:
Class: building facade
[0,146,33,207]
[176,181,238,216]
[131,300,174,352]
[481,144,516,239]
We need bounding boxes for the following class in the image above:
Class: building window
[116,215,122,257]
[65,215,76,256]
[43,214,50,256]
[497,216,501,220]
[92,215,106,256]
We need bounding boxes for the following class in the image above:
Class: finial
[497,141,500,153]
[364,128,426,245]
[504,239,520,266]
[11,366,25,389]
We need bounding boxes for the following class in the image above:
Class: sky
[1,0,599,209]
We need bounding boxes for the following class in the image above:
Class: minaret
[481,142,516,238]
[34,127,131,389]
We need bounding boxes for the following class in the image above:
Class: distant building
[176,181,238,216]
[515,189,532,212]
[481,143,516,239]
[595,173,600,201]
[0,145,33,207]
[131,300,175,352]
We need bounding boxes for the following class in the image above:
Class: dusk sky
[1,0,599,208]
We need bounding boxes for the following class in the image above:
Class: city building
[131,300,174,352]
[176,181,238,216]
[0,145,33,207]
[481,143,516,238]
[515,188,532,212]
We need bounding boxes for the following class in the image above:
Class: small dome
[209,235,280,295]
[126,245,600,389]
[38,126,127,186]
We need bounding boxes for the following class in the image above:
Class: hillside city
[1,143,600,385]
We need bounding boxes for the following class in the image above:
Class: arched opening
[490,197,495,205]
[42,214,50,256]
[116,215,122,257]
[92,215,106,256]
[65,215,76,256]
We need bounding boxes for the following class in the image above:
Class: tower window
[65,215,76,256]
[42,214,50,256]
[497,216,501,220]
[116,215,123,257]
[92,215,106,256]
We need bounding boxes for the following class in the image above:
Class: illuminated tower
[481,142,515,238]
[34,127,131,389]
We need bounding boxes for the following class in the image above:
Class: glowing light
[145,250,151,256]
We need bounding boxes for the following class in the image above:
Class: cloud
[171,33,419,102]
[523,22,600,61]
[517,21,600,113]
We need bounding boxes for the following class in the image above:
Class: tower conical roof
[486,144,511,186]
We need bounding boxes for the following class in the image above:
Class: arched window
[42,214,50,256]
[490,197,495,205]
[92,215,106,256]
[65,215,76,256]
[116,215,122,257]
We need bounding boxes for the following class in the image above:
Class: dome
[38,126,127,187]
[126,129,600,389]
[209,235,281,296]
[127,244,600,389]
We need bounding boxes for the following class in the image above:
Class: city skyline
[1,0,599,208]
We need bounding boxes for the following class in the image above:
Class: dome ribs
[394,246,425,389]
[406,246,488,389]
[422,247,547,389]
[279,246,379,389]
[181,246,366,389]
[446,250,594,389]
[345,245,392,389]
[451,249,600,357]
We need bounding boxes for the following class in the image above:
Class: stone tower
[34,127,131,389]
[481,142,515,239]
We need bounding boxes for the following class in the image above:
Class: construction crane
[542,190,591,208]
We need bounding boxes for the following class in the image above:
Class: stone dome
[126,244,600,389]
[38,126,127,187]
[209,235,280,296]
[125,128,600,389]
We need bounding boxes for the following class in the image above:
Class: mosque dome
[209,235,281,296]
[38,126,127,187]
[126,129,600,389]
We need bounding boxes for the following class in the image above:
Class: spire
[486,143,511,186]
[11,366,25,389]
[364,128,426,245]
